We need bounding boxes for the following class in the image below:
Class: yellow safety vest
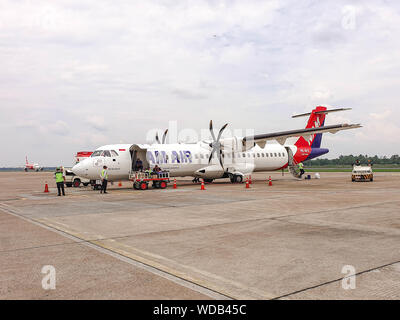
[298,163,304,169]
[55,172,64,183]
[101,169,108,180]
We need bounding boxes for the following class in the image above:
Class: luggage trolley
[129,171,170,190]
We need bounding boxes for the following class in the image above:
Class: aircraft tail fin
[294,106,327,148]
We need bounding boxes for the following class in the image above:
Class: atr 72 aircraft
[72,106,361,184]
[24,156,43,172]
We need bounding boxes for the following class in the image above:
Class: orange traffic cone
[249,175,252,184]
[44,182,49,193]
[118,182,122,187]
[201,179,205,190]
[173,178,177,189]
[269,176,272,186]
[246,177,250,189]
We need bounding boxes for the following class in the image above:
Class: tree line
[304,154,400,166]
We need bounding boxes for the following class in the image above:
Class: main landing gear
[230,174,243,183]
[192,178,214,183]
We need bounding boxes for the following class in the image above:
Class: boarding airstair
[286,148,302,179]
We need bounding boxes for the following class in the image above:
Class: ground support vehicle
[351,165,373,182]
[129,171,170,190]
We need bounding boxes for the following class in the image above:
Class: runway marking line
[0,203,231,299]
[93,238,275,300]
[33,217,275,299]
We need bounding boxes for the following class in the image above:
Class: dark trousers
[299,169,305,178]
[100,179,108,193]
[57,182,65,196]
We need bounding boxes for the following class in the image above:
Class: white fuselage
[72,142,296,182]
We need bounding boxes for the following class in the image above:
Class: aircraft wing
[242,123,362,146]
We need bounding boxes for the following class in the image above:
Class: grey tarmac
[0,171,399,299]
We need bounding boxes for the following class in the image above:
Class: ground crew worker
[151,165,161,178]
[298,162,305,178]
[54,167,65,196]
[100,165,108,194]
[135,158,143,171]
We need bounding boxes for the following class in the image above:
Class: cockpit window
[102,150,111,157]
[91,150,103,157]
[111,150,119,157]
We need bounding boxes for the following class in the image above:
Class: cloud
[16,119,69,136]
[85,115,107,131]
[171,88,208,100]
[1,0,400,165]
[369,109,391,120]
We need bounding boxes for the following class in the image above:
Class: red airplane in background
[75,151,93,164]
[24,156,43,172]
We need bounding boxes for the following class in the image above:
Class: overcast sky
[1,0,399,166]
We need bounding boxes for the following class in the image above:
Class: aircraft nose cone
[72,162,84,176]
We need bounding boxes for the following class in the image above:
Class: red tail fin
[295,106,327,148]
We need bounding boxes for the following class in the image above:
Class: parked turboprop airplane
[24,156,43,172]
[72,106,361,184]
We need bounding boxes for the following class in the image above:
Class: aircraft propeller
[155,129,169,144]
[208,120,228,168]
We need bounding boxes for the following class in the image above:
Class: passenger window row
[193,152,285,159]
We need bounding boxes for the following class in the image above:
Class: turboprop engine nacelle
[218,136,254,152]
[195,165,225,179]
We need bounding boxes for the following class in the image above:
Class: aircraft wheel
[83,183,89,187]
[234,175,243,183]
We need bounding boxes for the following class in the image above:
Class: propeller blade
[218,150,224,168]
[208,148,216,164]
[155,132,161,144]
[162,129,168,144]
[209,120,216,141]
[217,123,228,141]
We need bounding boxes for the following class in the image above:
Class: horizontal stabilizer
[292,107,352,118]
